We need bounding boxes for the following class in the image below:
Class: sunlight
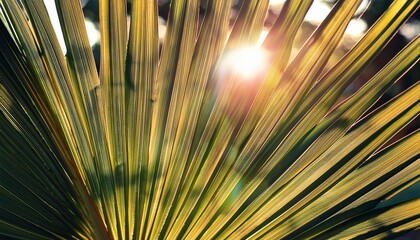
[44,0,100,54]
[269,0,286,5]
[44,0,67,54]
[158,17,167,42]
[221,47,267,80]
[345,19,368,38]
[84,19,100,46]
[257,29,269,46]
[355,0,370,15]
[400,21,420,40]
[269,0,286,13]
[305,1,332,24]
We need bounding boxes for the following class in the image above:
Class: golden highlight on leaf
[0,0,419,239]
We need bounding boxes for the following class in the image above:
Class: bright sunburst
[221,47,267,80]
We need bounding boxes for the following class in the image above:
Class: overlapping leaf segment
[0,0,419,239]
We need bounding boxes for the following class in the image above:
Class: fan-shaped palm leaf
[0,0,419,239]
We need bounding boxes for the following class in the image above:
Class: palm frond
[0,0,419,239]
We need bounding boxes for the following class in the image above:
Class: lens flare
[221,47,267,80]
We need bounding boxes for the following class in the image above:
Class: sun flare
[221,47,267,80]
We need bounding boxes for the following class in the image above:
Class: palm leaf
[0,0,419,239]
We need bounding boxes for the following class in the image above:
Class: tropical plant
[0,0,419,239]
